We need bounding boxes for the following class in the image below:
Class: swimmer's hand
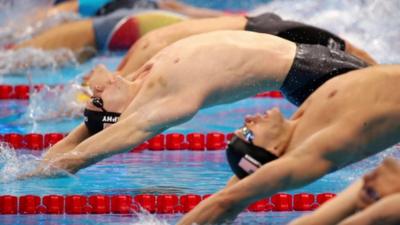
[46,153,86,175]
[18,164,69,180]
[18,153,84,179]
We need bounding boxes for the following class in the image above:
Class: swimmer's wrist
[55,150,90,173]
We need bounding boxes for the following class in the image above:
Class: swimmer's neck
[108,76,140,112]
[266,120,297,157]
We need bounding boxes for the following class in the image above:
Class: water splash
[18,77,90,123]
[132,211,170,225]
[0,47,78,75]
[0,0,52,26]
[0,142,40,182]
[250,0,400,63]
[0,0,81,47]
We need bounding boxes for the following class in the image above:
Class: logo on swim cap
[102,116,118,123]
[84,109,121,135]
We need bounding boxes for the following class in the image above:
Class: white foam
[18,78,89,124]
[0,0,81,46]
[0,47,78,75]
[0,142,40,182]
[250,0,400,63]
[132,211,170,225]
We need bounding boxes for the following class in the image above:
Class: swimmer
[1,9,186,74]
[3,1,224,67]
[2,0,221,50]
[177,65,400,224]
[289,158,400,225]
[13,10,187,63]
[116,12,376,76]
[31,30,367,175]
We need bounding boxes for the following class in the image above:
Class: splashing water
[4,11,81,46]
[0,47,78,75]
[250,0,400,63]
[0,142,40,182]
[132,211,170,225]
[0,0,52,26]
[0,0,81,47]
[18,77,90,123]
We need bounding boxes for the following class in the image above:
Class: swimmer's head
[357,158,400,209]
[226,108,294,179]
[84,96,121,134]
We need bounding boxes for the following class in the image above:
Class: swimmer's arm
[49,95,200,173]
[178,154,333,225]
[42,123,91,162]
[118,16,248,77]
[289,180,362,225]
[337,194,400,225]
[178,122,354,225]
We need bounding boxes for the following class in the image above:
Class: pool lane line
[0,193,336,215]
[0,84,283,100]
[1,132,238,151]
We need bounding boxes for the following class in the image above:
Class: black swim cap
[83,97,121,134]
[226,135,278,179]
[83,109,121,135]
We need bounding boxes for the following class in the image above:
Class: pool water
[1,0,400,224]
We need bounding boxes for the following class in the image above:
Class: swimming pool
[1,0,400,224]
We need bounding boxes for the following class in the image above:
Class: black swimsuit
[245,13,368,106]
[245,12,346,51]
[281,44,368,106]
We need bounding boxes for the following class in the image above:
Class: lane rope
[0,193,336,215]
[1,132,238,152]
[0,84,283,100]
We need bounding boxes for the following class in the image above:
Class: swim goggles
[240,126,254,144]
[91,97,107,112]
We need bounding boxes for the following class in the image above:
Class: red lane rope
[0,193,336,215]
[1,132,236,152]
[0,84,283,100]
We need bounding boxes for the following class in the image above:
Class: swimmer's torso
[142,30,297,107]
[287,65,400,164]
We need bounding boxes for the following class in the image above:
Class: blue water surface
[1,0,400,224]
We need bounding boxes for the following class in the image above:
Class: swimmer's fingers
[45,152,87,175]
[17,163,70,180]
